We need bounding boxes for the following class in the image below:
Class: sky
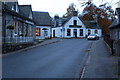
[18,0,119,17]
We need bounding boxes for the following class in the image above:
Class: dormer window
[11,6,14,10]
[16,4,19,13]
[74,20,77,26]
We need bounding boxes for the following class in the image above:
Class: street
[3,39,93,78]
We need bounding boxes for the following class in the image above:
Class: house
[2,2,35,53]
[33,11,52,40]
[52,11,102,38]
[109,8,120,56]
[83,20,102,37]
[52,11,86,38]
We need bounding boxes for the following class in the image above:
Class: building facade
[2,2,35,53]
[52,11,102,38]
[33,11,52,40]
[109,8,120,56]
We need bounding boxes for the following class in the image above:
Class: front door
[53,30,55,38]
[74,29,77,38]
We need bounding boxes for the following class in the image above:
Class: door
[74,29,77,38]
[53,30,55,38]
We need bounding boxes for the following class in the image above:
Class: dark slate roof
[109,19,120,28]
[2,3,34,23]
[62,16,72,26]
[82,21,100,29]
[115,8,120,15]
[110,8,120,28]
[4,2,19,12]
[33,11,51,26]
[5,2,17,9]
[19,5,32,18]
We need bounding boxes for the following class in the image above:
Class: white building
[52,11,102,38]
[33,11,52,40]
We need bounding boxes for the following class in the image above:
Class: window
[67,29,71,36]
[80,29,83,36]
[74,20,77,26]
[94,30,98,34]
[28,25,33,37]
[36,28,40,36]
[88,30,91,35]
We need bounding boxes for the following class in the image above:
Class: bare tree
[63,3,76,17]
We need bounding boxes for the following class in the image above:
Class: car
[87,34,99,40]
[95,34,99,40]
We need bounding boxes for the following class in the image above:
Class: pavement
[3,38,61,56]
[81,38,118,78]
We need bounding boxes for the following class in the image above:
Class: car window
[89,34,95,36]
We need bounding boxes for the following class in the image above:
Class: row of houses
[109,8,120,56]
[2,1,52,43]
[108,8,120,75]
[2,1,52,53]
[2,1,102,53]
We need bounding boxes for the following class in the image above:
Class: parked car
[87,34,99,40]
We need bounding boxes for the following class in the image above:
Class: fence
[103,35,114,55]
[3,37,34,43]
[2,37,35,53]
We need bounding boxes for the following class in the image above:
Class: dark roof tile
[19,5,33,19]
[33,11,51,26]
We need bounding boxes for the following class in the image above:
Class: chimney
[72,11,78,16]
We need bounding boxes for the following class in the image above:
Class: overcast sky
[18,0,119,17]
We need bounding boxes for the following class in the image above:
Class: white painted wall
[64,28,86,38]
[64,16,86,28]
[51,16,102,38]
[36,26,51,40]
[52,27,63,38]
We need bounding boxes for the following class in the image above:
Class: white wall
[64,28,86,38]
[51,16,102,38]
[64,16,86,28]
[36,26,51,40]
[52,27,102,38]
[52,27,63,38]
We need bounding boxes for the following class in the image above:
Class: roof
[115,8,120,15]
[83,20,100,29]
[2,3,34,23]
[33,11,51,26]
[19,5,33,19]
[62,16,72,26]
[109,19,120,28]
[110,8,120,28]
[5,2,17,10]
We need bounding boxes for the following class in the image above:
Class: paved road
[3,39,93,78]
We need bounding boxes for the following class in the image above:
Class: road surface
[3,39,93,78]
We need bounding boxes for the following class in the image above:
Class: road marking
[80,67,86,78]
[80,42,93,79]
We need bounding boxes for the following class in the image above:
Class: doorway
[74,29,77,38]
[53,30,55,38]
